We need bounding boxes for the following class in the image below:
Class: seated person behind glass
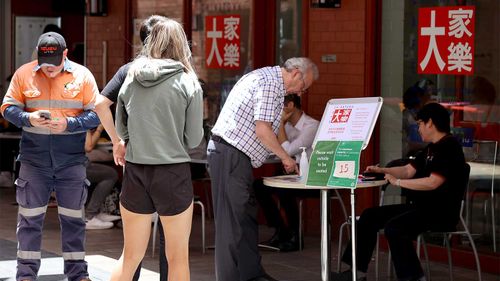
[333,102,467,281]
[402,80,433,158]
[254,93,319,252]
[84,124,121,230]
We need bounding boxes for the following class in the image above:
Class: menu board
[313,97,383,150]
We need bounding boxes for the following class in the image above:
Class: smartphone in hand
[38,110,51,120]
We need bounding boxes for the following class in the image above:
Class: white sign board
[313,97,383,150]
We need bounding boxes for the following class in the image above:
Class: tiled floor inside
[0,184,497,281]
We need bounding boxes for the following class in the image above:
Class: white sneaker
[85,217,114,230]
[96,213,121,222]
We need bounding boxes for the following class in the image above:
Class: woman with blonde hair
[110,17,203,281]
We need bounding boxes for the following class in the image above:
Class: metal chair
[467,140,498,252]
[192,176,213,219]
[416,163,482,281]
[152,195,206,256]
[337,158,410,278]
[336,182,388,275]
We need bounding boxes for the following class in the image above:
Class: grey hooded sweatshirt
[116,58,203,165]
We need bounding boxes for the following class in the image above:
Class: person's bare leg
[160,202,193,281]
[110,203,152,281]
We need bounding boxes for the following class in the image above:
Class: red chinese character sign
[331,109,352,123]
[418,6,475,75]
[205,15,241,69]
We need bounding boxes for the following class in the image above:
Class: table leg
[350,189,357,281]
[320,189,331,281]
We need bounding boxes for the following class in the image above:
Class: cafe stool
[192,177,213,219]
[152,195,206,256]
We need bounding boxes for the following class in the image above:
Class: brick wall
[85,0,184,88]
[306,0,367,120]
[85,0,128,88]
[304,1,380,234]
[135,0,183,21]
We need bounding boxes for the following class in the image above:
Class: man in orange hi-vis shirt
[1,32,99,281]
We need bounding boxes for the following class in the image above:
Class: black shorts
[120,162,193,216]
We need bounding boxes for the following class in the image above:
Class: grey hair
[283,57,319,80]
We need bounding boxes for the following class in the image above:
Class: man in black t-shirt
[333,103,466,281]
[95,62,129,166]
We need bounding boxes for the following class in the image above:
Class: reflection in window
[463,76,499,123]
[402,0,499,125]
[381,0,500,255]
[277,0,302,65]
[191,0,254,129]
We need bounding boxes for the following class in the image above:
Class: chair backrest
[458,163,471,222]
[461,163,471,201]
[472,140,498,164]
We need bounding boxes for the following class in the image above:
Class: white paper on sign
[312,97,383,150]
[333,161,356,179]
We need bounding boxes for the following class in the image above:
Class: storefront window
[276,0,302,64]
[380,0,499,254]
[191,0,254,129]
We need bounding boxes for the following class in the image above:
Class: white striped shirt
[212,66,285,167]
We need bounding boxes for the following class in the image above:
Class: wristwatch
[396,178,401,187]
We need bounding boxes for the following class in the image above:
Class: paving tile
[0,186,496,281]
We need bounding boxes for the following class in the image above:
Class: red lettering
[40,46,58,52]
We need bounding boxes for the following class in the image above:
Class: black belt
[211,135,232,147]
[211,135,250,161]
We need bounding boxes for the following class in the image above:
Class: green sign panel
[306,141,339,187]
[306,140,363,189]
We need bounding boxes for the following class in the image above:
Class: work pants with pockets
[15,163,88,281]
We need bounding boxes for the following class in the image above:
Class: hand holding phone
[38,110,51,120]
[29,110,51,128]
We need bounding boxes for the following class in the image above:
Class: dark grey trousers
[207,140,264,281]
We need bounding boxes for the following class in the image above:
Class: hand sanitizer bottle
[299,147,309,182]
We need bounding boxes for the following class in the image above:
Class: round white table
[468,162,499,181]
[263,175,386,281]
